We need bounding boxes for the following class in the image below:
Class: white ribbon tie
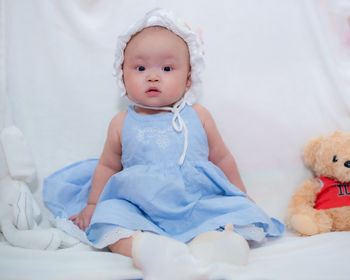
[131,98,188,165]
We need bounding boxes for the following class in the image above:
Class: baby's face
[123,27,191,110]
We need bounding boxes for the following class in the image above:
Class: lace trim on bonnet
[113,8,205,105]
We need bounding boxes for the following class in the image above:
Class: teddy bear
[286,130,350,236]
[0,126,78,250]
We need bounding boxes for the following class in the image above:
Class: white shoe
[132,231,210,280]
[188,224,250,266]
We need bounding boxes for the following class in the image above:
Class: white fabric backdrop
[3,0,350,216]
[1,0,350,279]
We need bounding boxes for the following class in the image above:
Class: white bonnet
[113,8,205,105]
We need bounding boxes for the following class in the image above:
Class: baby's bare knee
[108,236,133,257]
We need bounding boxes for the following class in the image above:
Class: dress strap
[130,98,188,165]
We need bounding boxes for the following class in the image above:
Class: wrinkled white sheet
[1,0,350,279]
[1,232,350,280]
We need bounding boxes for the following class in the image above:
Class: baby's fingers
[69,214,78,221]
[82,220,89,231]
[82,216,92,231]
[75,217,84,230]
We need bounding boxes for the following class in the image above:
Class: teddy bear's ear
[332,130,345,138]
[303,136,323,168]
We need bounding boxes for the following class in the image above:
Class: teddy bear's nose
[344,161,350,168]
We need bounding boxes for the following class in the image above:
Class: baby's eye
[137,66,146,71]
[163,66,172,72]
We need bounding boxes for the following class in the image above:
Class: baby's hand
[69,204,96,231]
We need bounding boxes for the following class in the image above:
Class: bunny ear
[0,126,36,183]
[303,136,323,168]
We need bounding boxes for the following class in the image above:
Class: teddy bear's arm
[287,178,333,235]
[288,178,321,210]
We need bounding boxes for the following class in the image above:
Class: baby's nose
[147,72,160,82]
[344,161,350,168]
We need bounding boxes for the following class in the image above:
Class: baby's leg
[109,232,209,280]
[108,236,133,257]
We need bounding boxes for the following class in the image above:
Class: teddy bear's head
[303,131,350,182]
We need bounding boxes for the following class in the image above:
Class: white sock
[132,231,210,280]
[188,225,250,266]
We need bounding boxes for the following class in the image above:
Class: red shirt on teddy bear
[314,177,350,210]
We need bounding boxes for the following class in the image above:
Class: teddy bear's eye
[333,155,338,162]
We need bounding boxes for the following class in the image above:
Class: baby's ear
[122,68,125,83]
[303,136,323,168]
[186,72,192,90]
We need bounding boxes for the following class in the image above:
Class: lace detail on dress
[235,225,267,243]
[135,126,173,149]
[52,217,135,249]
[93,227,135,249]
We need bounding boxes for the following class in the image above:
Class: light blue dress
[43,104,284,246]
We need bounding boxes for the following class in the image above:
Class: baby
[44,8,284,279]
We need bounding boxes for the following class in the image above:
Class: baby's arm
[87,111,126,204]
[69,110,127,230]
[193,104,247,194]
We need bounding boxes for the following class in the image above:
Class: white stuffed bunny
[0,126,78,250]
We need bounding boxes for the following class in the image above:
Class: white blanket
[1,0,350,279]
[1,232,350,280]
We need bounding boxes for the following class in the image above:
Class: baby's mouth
[146,87,161,96]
